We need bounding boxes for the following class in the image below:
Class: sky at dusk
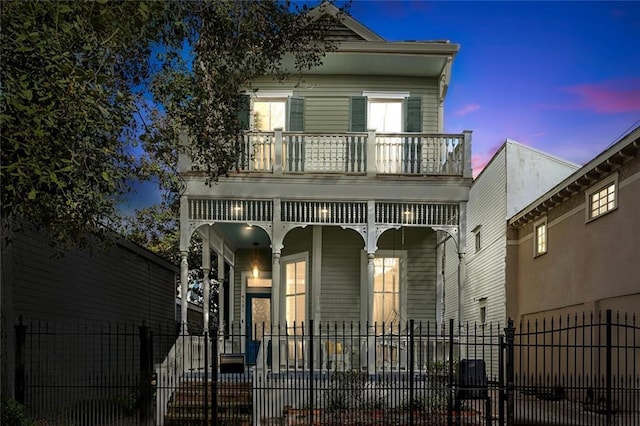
[346,0,640,175]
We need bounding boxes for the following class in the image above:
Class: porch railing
[228,130,471,176]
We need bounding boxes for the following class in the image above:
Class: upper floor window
[534,217,547,257]
[586,174,618,221]
[368,99,402,133]
[253,99,286,131]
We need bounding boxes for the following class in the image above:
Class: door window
[373,257,400,333]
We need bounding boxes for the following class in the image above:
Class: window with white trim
[472,225,482,253]
[369,250,407,334]
[534,217,547,257]
[283,254,307,335]
[586,174,618,221]
[478,297,487,326]
[253,99,286,131]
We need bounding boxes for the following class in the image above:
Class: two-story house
[175,4,471,374]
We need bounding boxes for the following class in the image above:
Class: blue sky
[347,0,640,174]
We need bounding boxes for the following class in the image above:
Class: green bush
[1,397,34,426]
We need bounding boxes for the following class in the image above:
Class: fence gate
[505,310,640,426]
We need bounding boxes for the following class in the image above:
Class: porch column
[202,231,211,332]
[217,251,225,335]
[271,251,282,373]
[272,198,284,372]
[367,252,376,374]
[180,251,189,334]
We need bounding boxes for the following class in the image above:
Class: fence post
[498,334,505,426]
[211,325,219,426]
[605,309,612,426]
[409,319,415,426]
[309,320,314,424]
[447,318,454,426]
[14,316,27,404]
[504,319,515,426]
[204,328,209,426]
[138,321,153,426]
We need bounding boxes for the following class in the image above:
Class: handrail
[233,131,468,176]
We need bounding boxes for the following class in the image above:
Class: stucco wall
[507,155,640,321]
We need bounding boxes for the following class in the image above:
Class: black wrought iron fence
[508,310,640,426]
[12,310,639,425]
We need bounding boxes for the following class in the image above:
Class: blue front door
[246,292,271,365]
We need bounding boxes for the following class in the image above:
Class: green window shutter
[349,96,367,132]
[237,94,250,130]
[404,97,422,132]
[287,97,305,131]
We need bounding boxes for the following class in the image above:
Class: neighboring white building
[442,140,579,330]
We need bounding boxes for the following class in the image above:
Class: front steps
[164,379,252,425]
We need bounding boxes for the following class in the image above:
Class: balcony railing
[181,130,472,177]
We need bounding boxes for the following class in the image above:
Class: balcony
[180,130,472,178]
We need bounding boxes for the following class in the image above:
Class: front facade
[177,5,472,370]
[506,126,640,322]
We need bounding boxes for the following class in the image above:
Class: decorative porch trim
[189,199,273,222]
[281,201,367,224]
[375,202,459,226]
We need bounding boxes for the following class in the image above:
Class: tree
[1,0,342,253]
[128,1,342,258]
[0,1,177,250]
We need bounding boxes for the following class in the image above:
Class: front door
[246,292,271,365]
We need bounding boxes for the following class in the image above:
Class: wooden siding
[252,75,439,132]
[4,227,177,326]
[320,227,363,324]
[464,147,507,327]
[377,228,437,323]
[305,96,350,133]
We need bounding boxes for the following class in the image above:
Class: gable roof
[509,126,640,227]
[308,2,384,42]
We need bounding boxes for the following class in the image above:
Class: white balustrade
[236,132,467,176]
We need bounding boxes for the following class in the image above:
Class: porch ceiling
[215,222,271,250]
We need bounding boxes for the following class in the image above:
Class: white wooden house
[176,3,472,372]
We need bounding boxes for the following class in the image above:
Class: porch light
[252,242,260,279]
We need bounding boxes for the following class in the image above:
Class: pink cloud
[471,154,491,177]
[561,79,640,113]
[454,103,481,116]
[532,132,545,137]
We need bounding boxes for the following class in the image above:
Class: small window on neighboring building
[478,298,487,326]
[472,225,482,253]
[586,174,618,221]
[534,217,547,257]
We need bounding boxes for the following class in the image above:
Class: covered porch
[177,198,466,373]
